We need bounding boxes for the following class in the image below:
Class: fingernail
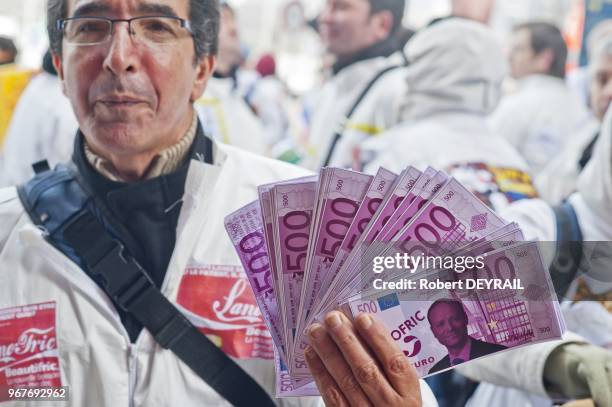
[357,313,373,329]
[325,312,342,329]
[309,323,325,340]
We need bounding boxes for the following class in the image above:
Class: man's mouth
[97,95,147,106]
[444,332,461,342]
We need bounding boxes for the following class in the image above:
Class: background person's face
[429,303,469,349]
[509,29,538,79]
[0,50,14,65]
[451,0,493,24]
[318,0,386,58]
[55,0,213,160]
[218,7,241,70]
[590,53,612,121]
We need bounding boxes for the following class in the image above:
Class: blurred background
[0,0,600,93]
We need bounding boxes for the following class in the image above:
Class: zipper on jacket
[128,343,137,407]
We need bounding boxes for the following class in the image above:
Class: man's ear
[52,52,68,96]
[191,54,217,102]
[536,48,555,74]
[372,10,394,42]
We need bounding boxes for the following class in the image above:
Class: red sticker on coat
[177,264,273,360]
[0,302,62,401]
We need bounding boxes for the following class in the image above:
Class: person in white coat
[0,0,437,406]
[535,35,612,205]
[363,19,538,212]
[490,22,594,176]
[0,51,78,187]
[301,0,408,170]
[459,106,612,407]
[194,2,267,156]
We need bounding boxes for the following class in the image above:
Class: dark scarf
[332,37,399,75]
[72,122,213,341]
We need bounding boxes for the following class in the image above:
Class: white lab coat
[247,75,291,149]
[0,141,437,407]
[460,107,612,406]
[301,52,407,170]
[195,77,268,156]
[0,72,78,187]
[363,20,536,212]
[490,74,594,176]
[363,113,535,212]
[534,117,600,206]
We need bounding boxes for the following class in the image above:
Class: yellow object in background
[0,65,35,149]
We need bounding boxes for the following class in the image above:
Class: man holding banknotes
[0,0,435,405]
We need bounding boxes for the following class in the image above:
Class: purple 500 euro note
[224,201,287,361]
[272,181,317,344]
[336,177,509,306]
[310,167,398,325]
[345,241,563,378]
[298,168,373,322]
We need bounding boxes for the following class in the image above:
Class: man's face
[318,0,390,58]
[509,29,541,79]
[217,7,241,70]
[54,0,214,160]
[0,50,15,65]
[429,303,469,350]
[590,53,612,121]
[451,0,493,24]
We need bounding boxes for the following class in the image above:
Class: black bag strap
[18,164,276,407]
[322,64,403,167]
[550,202,584,300]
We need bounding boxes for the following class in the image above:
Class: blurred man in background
[0,51,78,186]
[363,19,536,213]
[249,53,292,156]
[428,0,493,27]
[301,0,408,170]
[536,33,612,204]
[490,22,592,176]
[450,0,493,24]
[0,37,17,65]
[195,1,268,155]
[567,20,612,108]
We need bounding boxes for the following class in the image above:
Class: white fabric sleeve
[456,332,586,397]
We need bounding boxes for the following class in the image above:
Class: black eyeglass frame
[56,16,194,44]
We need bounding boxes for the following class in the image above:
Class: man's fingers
[354,313,421,401]
[323,311,402,405]
[305,346,350,407]
[307,323,373,407]
[581,359,612,407]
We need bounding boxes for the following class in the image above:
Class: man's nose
[318,7,333,26]
[103,22,138,75]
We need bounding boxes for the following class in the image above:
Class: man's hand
[305,311,422,407]
[544,343,612,406]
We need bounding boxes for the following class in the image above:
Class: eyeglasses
[57,16,194,46]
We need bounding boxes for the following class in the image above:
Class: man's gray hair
[47,0,220,61]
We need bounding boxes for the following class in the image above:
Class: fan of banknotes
[225,166,565,397]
